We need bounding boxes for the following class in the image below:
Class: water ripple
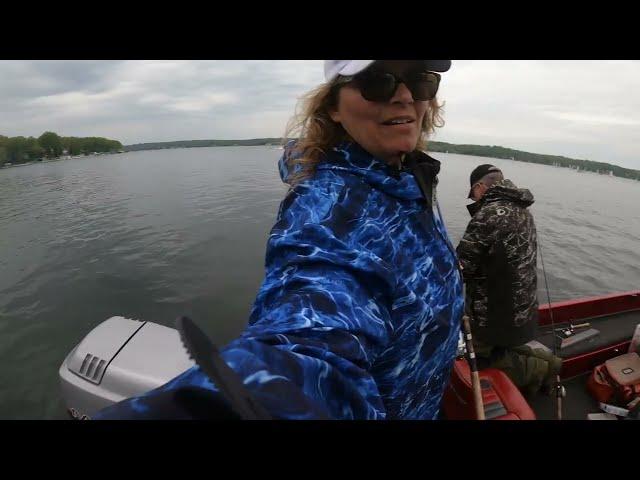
[0,147,638,418]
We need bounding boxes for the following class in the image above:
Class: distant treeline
[124,138,286,151]
[124,138,640,180]
[0,132,123,166]
[3,133,637,180]
[428,141,640,181]
[124,137,640,181]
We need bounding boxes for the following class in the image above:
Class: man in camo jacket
[457,164,561,395]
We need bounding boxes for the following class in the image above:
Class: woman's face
[329,60,430,166]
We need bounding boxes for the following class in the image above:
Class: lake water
[1,146,638,419]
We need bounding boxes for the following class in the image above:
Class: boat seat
[442,358,536,420]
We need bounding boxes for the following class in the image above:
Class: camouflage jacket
[456,179,538,347]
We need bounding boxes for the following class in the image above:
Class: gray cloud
[1,60,638,169]
[437,60,640,168]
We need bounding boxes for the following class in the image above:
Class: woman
[94,60,464,420]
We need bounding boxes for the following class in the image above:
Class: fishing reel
[554,382,566,399]
[554,322,591,338]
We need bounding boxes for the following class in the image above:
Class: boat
[443,290,640,420]
[58,290,640,420]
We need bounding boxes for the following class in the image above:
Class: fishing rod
[539,240,566,420]
[461,282,485,420]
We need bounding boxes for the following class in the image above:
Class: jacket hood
[279,141,440,202]
[482,178,534,207]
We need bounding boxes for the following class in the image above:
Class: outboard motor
[58,316,194,419]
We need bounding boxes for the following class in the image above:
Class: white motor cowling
[59,316,194,418]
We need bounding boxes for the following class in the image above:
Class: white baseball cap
[324,60,452,82]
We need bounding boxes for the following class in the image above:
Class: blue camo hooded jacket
[93,142,464,420]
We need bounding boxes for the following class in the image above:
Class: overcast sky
[1,60,639,169]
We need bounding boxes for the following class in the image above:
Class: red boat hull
[542,291,640,378]
[442,290,640,420]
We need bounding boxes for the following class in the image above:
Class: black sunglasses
[334,69,441,102]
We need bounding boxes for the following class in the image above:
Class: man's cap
[468,164,503,198]
[324,60,452,82]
